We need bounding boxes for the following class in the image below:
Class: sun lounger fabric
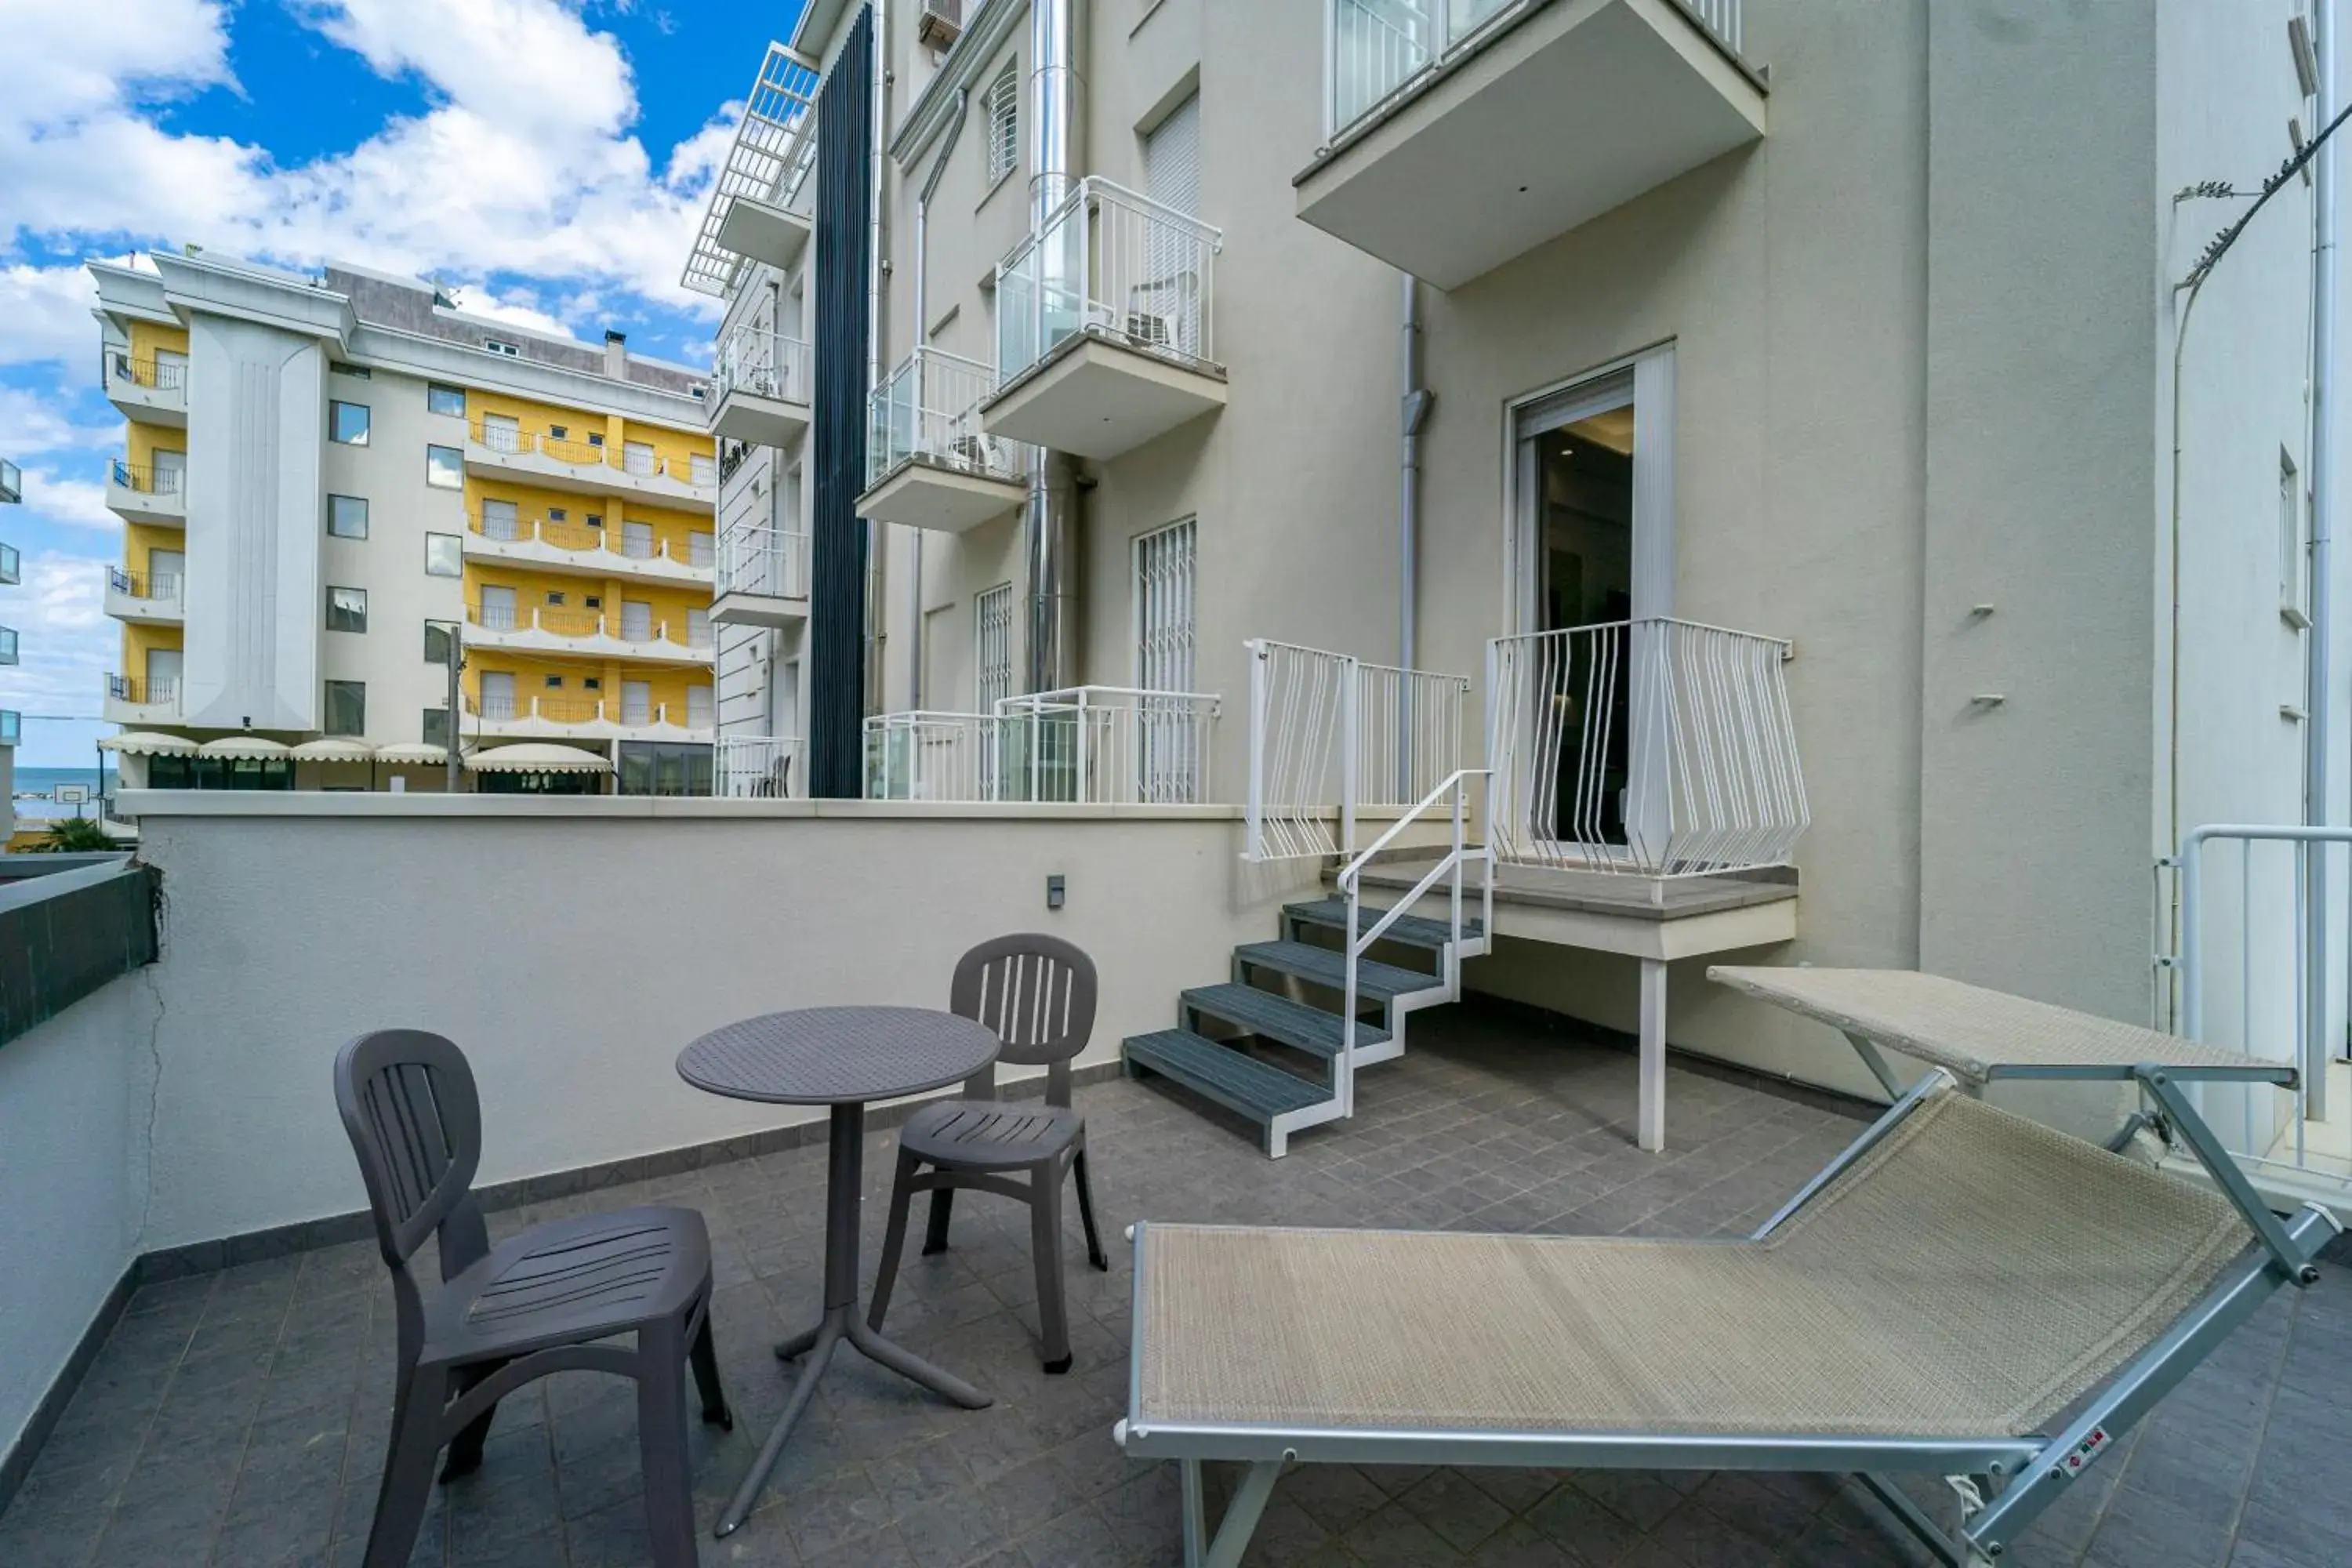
[1136,1090,2243,1439]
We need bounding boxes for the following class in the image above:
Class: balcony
[982,180,1228,462]
[463,510,714,586]
[0,625,15,665]
[714,735,802,797]
[103,673,180,724]
[105,349,187,427]
[864,687,1221,804]
[858,348,1031,532]
[0,709,17,746]
[710,524,809,626]
[0,541,17,585]
[1,456,20,504]
[710,325,814,447]
[465,603,715,666]
[682,44,819,296]
[463,423,717,512]
[1298,0,1766,289]
[106,458,185,526]
[104,566,183,626]
[466,692,710,743]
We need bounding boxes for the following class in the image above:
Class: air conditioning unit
[917,0,962,49]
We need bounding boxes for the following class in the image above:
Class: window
[2281,448,2308,622]
[583,677,602,691]
[325,680,367,736]
[545,674,565,688]
[587,431,604,448]
[423,708,452,749]
[548,506,568,522]
[424,620,459,666]
[546,590,567,605]
[975,583,1014,710]
[426,383,466,417]
[584,595,603,610]
[985,64,1018,186]
[425,533,462,576]
[332,361,371,379]
[425,443,463,488]
[586,513,603,528]
[484,337,520,358]
[326,586,368,633]
[616,742,713,797]
[1134,517,1197,691]
[325,494,368,539]
[329,401,371,445]
[549,425,568,441]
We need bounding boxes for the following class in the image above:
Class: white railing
[868,347,1028,487]
[994,686,1221,805]
[716,735,802,797]
[1334,769,1496,1115]
[865,711,1003,801]
[717,524,808,601]
[864,688,1222,804]
[2173,826,2349,1183]
[1486,618,1806,877]
[715,325,812,408]
[1243,639,1472,862]
[107,567,181,605]
[996,177,1222,387]
[1324,0,1744,140]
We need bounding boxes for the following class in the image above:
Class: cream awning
[465,742,612,774]
[375,743,450,766]
[194,736,293,760]
[288,739,376,762]
[98,731,197,756]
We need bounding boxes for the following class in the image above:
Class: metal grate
[985,64,1019,186]
[975,583,1014,711]
[1133,519,1196,695]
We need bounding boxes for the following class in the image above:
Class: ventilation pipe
[906,87,971,710]
[1400,274,1431,673]
[2311,0,2338,1112]
[1024,0,1085,693]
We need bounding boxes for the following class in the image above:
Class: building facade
[89,253,721,794]
[1,457,19,841]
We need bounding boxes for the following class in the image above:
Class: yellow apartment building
[89,252,719,794]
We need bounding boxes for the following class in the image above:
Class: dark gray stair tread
[1233,941,1448,1001]
[1286,896,1485,949]
[1123,1029,1332,1120]
[1180,983,1390,1058]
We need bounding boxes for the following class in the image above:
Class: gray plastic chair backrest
[333,1029,491,1281]
[950,933,1097,1107]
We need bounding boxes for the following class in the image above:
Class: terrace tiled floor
[4,1006,2350,1567]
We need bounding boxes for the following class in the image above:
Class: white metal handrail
[717,524,808,601]
[1334,768,1496,1116]
[716,735,801,797]
[996,176,1223,388]
[1324,0,1744,140]
[682,42,820,297]
[1243,639,1472,862]
[715,325,813,408]
[1487,618,1806,877]
[868,347,1028,486]
[993,685,1221,805]
[864,711,1003,801]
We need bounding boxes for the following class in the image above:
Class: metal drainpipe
[1025,0,1085,694]
[2313,0,2339,1106]
[907,87,971,710]
[1400,272,1432,799]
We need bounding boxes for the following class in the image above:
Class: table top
[1707,966,2278,1084]
[677,1005,1002,1106]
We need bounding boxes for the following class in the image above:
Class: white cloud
[0,391,118,463]
[13,469,123,532]
[0,265,103,368]
[2,549,118,760]
[441,283,574,339]
[0,0,734,368]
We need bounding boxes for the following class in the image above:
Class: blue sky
[0,0,805,765]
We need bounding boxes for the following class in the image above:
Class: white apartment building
[89,253,723,796]
[688,1,2347,1171]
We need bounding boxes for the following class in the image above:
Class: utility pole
[445,626,465,794]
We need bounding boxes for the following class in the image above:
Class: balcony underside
[105,592,182,627]
[473,716,711,744]
[1295,0,1766,290]
[107,386,185,430]
[712,389,811,448]
[857,457,1029,535]
[102,697,180,726]
[464,626,715,666]
[461,535,710,587]
[463,446,714,514]
[717,194,811,272]
[107,485,184,527]
[710,590,808,629]
[978,334,1227,463]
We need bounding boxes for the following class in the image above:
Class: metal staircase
[1122,771,1493,1156]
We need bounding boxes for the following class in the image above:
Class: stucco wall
[0,977,152,1462]
[125,796,1319,1251]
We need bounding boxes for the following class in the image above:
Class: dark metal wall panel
[0,861,159,1049]
[808,5,875,798]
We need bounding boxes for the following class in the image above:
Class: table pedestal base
[712,1102,993,1540]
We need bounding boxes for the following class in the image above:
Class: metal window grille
[985,65,1019,185]
[976,583,1014,710]
[1133,520,1200,800]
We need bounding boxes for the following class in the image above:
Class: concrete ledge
[118,789,1249,821]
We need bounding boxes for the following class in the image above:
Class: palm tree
[38,816,119,852]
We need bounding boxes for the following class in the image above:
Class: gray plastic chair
[868,934,1110,1373]
[333,1029,731,1568]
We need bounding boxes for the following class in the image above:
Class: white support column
[1639,957,1668,1152]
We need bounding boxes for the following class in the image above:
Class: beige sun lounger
[1120,975,2336,1568]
